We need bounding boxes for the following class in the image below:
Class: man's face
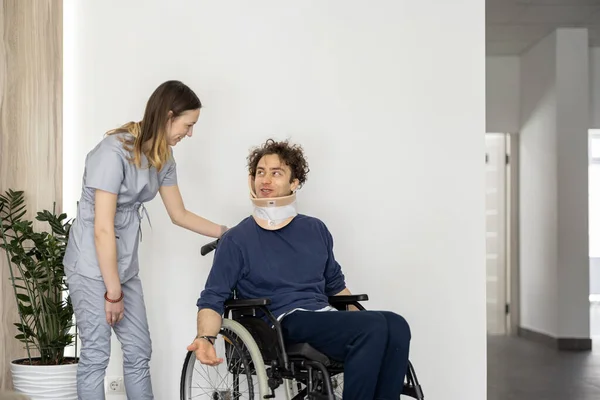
[254,154,298,198]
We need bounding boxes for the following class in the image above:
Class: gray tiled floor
[487,335,600,400]
[487,303,600,400]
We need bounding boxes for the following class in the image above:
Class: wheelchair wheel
[180,319,270,399]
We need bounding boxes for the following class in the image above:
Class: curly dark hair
[247,139,310,187]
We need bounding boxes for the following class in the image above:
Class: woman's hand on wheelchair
[187,338,223,366]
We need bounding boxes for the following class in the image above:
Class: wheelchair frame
[180,239,425,399]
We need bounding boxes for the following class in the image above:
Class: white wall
[486,50,600,134]
[555,30,590,338]
[519,29,590,339]
[519,31,559,337]
[588,51,600,295]
[486,56,520,133]
[487,49,600,136]
[64,1,486,399]
[488,44,600,324]
[590,48,600,129]
[488,47,600,132]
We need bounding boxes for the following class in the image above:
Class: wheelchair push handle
[200,239,219,256]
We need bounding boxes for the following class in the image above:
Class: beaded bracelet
[104,291,124,303]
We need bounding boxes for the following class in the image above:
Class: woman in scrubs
[63,80,226,399]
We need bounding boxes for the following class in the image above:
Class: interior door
[485,133,508,335]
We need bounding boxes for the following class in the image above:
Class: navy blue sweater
[196,214,347,320]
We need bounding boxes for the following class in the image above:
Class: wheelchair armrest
[328,294,369,304]
[224,298,271,308]
[328,294,368,311]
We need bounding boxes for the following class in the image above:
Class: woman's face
[166,108,200,146]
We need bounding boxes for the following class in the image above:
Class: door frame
[506,132,520,336]
[485,132,520,336]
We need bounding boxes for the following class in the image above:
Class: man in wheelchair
[188,139,412,400]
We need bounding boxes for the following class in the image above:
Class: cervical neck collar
[249,176,298,230]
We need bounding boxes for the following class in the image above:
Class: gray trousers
[67,272,154,400]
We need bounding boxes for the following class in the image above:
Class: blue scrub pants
[281,310,411,400]
[67,273,153,400]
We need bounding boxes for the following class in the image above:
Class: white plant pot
[10,359,78,400]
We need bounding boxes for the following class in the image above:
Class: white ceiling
[487,0,600,55]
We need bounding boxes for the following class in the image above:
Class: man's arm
[187,309,224,366]
[187,233,244,364]
[335,287,352,296]
[320,223,361,311]
[197,308,222,338]
[333,287,360,311]
[322,223,347,296]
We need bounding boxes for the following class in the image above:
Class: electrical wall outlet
[106,376,125,394]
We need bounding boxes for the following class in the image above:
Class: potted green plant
[0,189,78,399]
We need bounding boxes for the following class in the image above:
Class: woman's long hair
[107,80,201,171]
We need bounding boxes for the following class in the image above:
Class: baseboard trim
[517,327,592,351]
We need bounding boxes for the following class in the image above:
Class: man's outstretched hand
[187,338,223,366]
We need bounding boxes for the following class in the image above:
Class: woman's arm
[94,189,121,297]
[159,185,227,238]
[94,189,125,326]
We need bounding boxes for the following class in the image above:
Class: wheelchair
[180,239,425,400]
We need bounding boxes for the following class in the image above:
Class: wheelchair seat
[226,297,424,400]
[234,314,344,369]
[286,342,344,370]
